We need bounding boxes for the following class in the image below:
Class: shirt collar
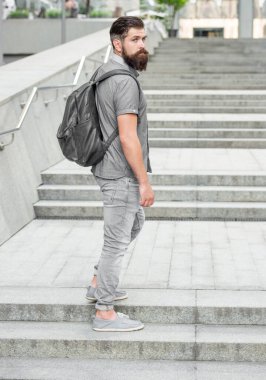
[110,52,139,77]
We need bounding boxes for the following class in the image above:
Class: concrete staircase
[33,38,266,220]
[0,288,266,365]
[139,38,266,149]
[3,39,266,380]
[34,34,266,222]
[137,38,266,151]
[140,39,266,90]
[34,168,266,220]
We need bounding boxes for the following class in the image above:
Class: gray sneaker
[92,312,144,332]
[85,286,128,302]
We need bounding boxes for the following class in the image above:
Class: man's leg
[91,205,145,287]
[131,205,145,242]
[94,176,141,317]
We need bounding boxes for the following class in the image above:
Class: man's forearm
[120,135,148,184]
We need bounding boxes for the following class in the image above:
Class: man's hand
[139,182,154,207]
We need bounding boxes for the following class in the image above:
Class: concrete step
[145,95,266,101]
[147,106,266,114]
[153,55,266,59]
[141,79,266,84]
[152,49,266,52]
[143,85,266,91]
[1,288,266,325]
[147,113,266,129]
[0,320,266,361]
[2,358,266,380]
[149,58,266,62]
[149,138,266,149]
[155,44,266,49]
[156,43,266,47]
[143,84,266,90]
[0,358,195,380]
[143,88,266,95]
[148,62,266,68]
[148,120,266,129]
[151,50,266,54]
[149,63,266,68]
[147,66,266,71]
[9,358,266,380]
[0,288,195,324]
[41,171,266,186]
[38,184,266,203]
[143,68,265,73]
[154,49,266,54]
[149,129,266,139]
[143,77,266,83]
[33,200,266,220]
[143,74,266,80]
[146,67,266,73]
[146,99,266,106]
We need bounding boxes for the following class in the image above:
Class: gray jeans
[93,176,145,311]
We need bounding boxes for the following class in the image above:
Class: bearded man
[86,16,154,332]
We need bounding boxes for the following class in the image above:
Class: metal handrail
[0,45,112,150]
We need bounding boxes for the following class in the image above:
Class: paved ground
[46,148,266,174]
[1,149,266,290]
[1,218,266,290]
[149,148,266,173]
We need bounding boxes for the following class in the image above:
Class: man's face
[120,28,149,71]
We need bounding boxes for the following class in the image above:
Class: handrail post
[73,56,86,85]
[104,45,112,63]
[17,87,38,131]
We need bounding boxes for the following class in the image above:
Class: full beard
[122,47,149,71]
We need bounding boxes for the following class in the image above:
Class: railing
[0,44,112,151]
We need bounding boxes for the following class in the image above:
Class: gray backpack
[57,68,140,167]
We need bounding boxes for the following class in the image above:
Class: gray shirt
[91,53,151,179]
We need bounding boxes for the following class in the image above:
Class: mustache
[135,48,149,57]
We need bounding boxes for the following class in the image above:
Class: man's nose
[138,39,145,49]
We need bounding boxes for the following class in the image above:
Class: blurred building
[178,0,266,38]
[91,0,140,17]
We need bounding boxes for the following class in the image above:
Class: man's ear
[113,39,122,54]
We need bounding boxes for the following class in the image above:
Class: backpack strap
[92,69,141,150]
[92,69,140,91]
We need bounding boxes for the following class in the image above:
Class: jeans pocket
[95,177,122,206]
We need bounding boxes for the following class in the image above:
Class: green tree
[157,0,188,29]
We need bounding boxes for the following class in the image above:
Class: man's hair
[110,16,144,48]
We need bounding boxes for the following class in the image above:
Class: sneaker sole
[92,324,144,332]
[85,294,128,302]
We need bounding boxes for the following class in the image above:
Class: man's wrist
[138,177,149,185]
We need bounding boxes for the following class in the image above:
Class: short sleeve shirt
[91,53,152,179]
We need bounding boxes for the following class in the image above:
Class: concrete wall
[238,0,254,38]
[3,19,115,54]
[0,21,164,246]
